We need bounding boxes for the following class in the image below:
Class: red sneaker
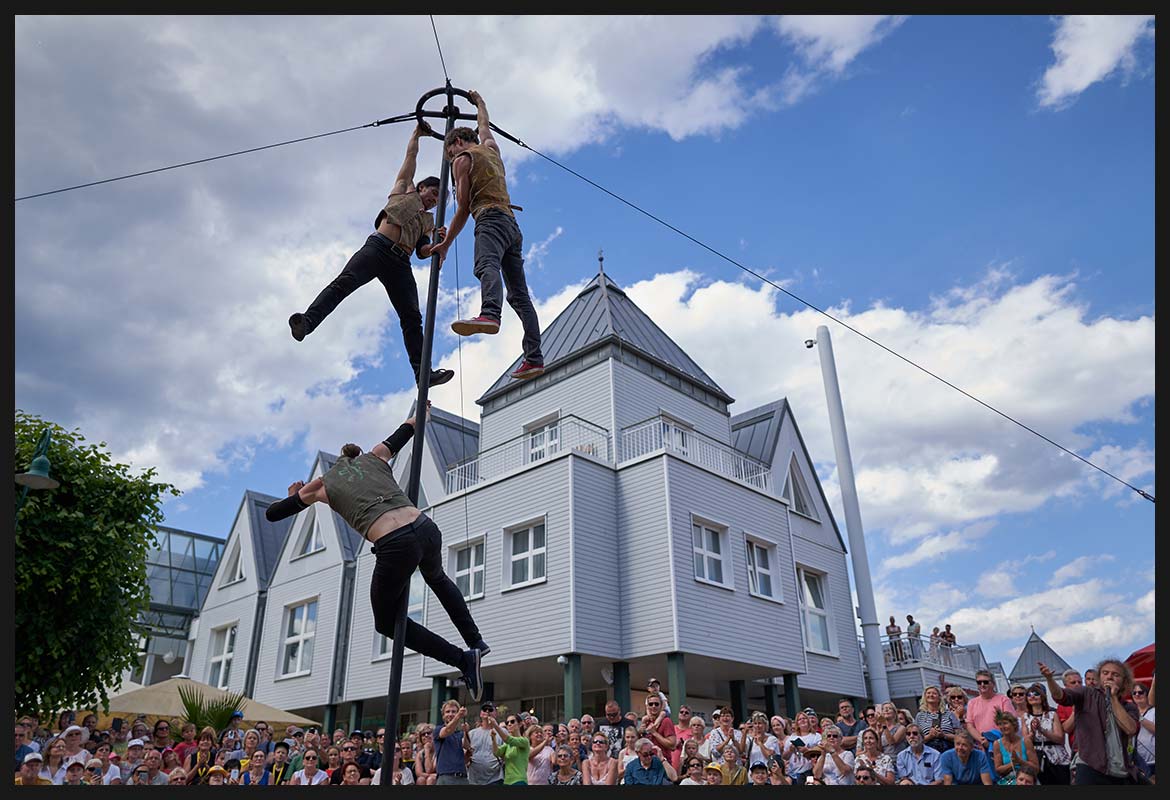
[451,316,500,336]
[511,360,545,381]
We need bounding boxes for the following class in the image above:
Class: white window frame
[219,540,245,587]
[375,573,425,660]
[745,536,783,603]
[797,567,836,656]
[279,598,319,678]
[207,623,238,689]
[782,454,820,521]
[525,412,561,463]
[291,507,326,560]
[690,514,732,590]
[503,518,547,592]
[451,538,486,601]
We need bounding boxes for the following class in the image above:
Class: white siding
[613,360,731,445]
[615,458,673,658]
[251,563,346,710]
[771,418,842,552]
[424,457,573,675]
[478,361,613,451]
[186,595,257,694]
[791,537,867,697]
[666,457,807,674]
[571,457,621,657]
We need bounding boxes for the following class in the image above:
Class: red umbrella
[1126,643,1155,684]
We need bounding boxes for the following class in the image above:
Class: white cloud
[524,226,564,270]
[879,521,992,572]
[1039,616,1140,661]
[772,15,907,104]
[1134,589,1155,617]
[1037,15,1155,109]
[944,578,1121,645]
[1049,554,1113,586]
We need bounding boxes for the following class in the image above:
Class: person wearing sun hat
[205,764,229,785]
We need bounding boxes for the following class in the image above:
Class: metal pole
[382,83,458,783]
[813,325,891,705]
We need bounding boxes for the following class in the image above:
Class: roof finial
[598,248,605,275]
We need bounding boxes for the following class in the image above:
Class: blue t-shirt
[624,756,669,785]
[432,727,466,775]
[939,748,992,785]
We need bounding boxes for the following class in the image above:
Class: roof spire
[598,248,605,275]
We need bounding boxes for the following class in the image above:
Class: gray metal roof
[731,400,786,464]
[479,271,731,404]
[421,404,480,472]
[315,452,369,563]
[1009,631,1072,681]
[242,491,294,589]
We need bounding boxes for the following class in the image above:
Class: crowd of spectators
[14,660,1153,786]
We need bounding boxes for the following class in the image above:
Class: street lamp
[15,427,60,529]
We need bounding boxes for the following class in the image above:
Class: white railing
[859,634,988,674]
[619,416,773,492]
[445,416,612,493]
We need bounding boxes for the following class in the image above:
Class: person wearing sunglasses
[490,715,530,786]
[1024,683,1070,785]
[548,745,583,785]
[241,749,270,784]
[811,724,855,785]
[679,757,706,785]
[967,670,1013,749]
[854,764,878,784]
[895,726,942,785]
[1131,679,1155,782]
[641,695,678,768]
[290,747,330,785]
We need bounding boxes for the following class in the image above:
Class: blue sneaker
[471,639,491,657]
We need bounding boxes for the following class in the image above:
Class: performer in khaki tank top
[266,403,488,700]
[429,91,545,381]
[288,123,454,389]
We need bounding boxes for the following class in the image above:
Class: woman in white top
[616,725,640,782]
[679,757,706,785]
[743,713,780,768]
[370,747,414,786]
[40,736,68,784]
[812,724,855,785]
[90,741,123,785]
[581,733,617,785]
[1132,680,1155,781]
[782,712,821,785]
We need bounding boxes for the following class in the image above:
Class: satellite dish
[601,666,614,686]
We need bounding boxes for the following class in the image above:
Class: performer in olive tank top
[265,403,488,700]
[428,90,545,382]
[288,122,454,389]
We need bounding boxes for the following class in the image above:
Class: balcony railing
[859,633,988,675]
[620,416,773,492]
[445,415,612,493]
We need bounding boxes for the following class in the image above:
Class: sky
[14,15,1155,679]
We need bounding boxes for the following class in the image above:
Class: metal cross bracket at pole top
[381,81,473,786]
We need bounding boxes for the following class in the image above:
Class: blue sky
[14,15,1155,676]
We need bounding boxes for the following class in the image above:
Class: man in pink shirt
[965,670,1013,749]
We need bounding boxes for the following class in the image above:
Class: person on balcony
[266,403,488,700]
[906,614,923,659]
[886,616,905,662]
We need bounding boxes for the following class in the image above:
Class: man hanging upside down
[265,403,488,700]
[288,122,454,389]
[428,90,545,381]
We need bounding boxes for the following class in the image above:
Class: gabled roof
[403,402,480,473]
[730,400,786,464]
[479,270,732,404]
[730,398,847,553]
[314,452,370,563]
[1009,631,1072,681]
[241,491,294,589]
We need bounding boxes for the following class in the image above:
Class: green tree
[15,410,179,718]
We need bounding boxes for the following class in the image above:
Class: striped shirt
[915,709,959,751]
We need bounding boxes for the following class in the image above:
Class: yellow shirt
[15,776,54,786]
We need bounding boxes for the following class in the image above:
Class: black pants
[303,233,424,377]
[1072,762,1128,785]
[473,210,543,365]
[370,514,481,668]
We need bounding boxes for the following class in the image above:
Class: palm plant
[177,683,246,740]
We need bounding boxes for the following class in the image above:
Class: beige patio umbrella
[102,677,319,728]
